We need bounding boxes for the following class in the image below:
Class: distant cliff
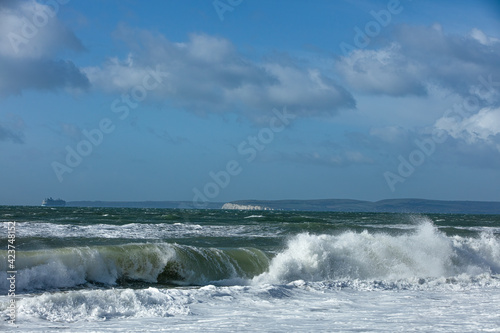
[223,198,500,214]
[221,203,273,210]
[66,198,500,214]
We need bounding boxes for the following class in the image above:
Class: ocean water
[1,206,500,332]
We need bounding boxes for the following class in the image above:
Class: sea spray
[17,288,191,322]
[2,208,500,331]
[0,243,269,292]
[253,221,500,284]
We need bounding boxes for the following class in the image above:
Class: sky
[1,0,500,206]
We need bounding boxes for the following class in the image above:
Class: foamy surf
[253,220,500,284]
[7,276,500,331]
[1,207,500,332]
[0,243,269,292]
[2,220,498,293]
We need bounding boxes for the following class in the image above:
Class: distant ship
[42,197,66,207]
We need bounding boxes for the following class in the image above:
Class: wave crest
[17,287,191,322]
[254,221,500,284]
[0,243,269,292]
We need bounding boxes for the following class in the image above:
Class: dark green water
[2,206,499,248]
[1,206,499,292]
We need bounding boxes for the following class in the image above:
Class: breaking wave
[254,220,500,284]
[1,220,499,293]
[0,243,269,292]
[16,287,191,322]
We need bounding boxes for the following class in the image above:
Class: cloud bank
[0,0,89,96]
[435,107,500,150]
[337,24,500,99]
[84,27,356,119]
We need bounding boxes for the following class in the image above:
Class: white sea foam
[253,220,500,284]
[0,243,176,292]
[4,277,500,331]
[2,217,500,332]
[6,221,278,239]
[0,243,269,292]
[16,287,191,322]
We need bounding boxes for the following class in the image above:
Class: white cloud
[0,0,84,58]
[185,33,235,63]
[369,126,409,143]
[469,28,500,46]
[83,56,154,93]
[0,0,88,96]
[435,107,500,147]
[84,28,355,119]
[337,25,500,99]
[337,44,425,96]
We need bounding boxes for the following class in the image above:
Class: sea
[1,206,500,332]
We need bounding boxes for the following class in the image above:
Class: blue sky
[1,0,500,206]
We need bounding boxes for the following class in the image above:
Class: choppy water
[1,206,499,332]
